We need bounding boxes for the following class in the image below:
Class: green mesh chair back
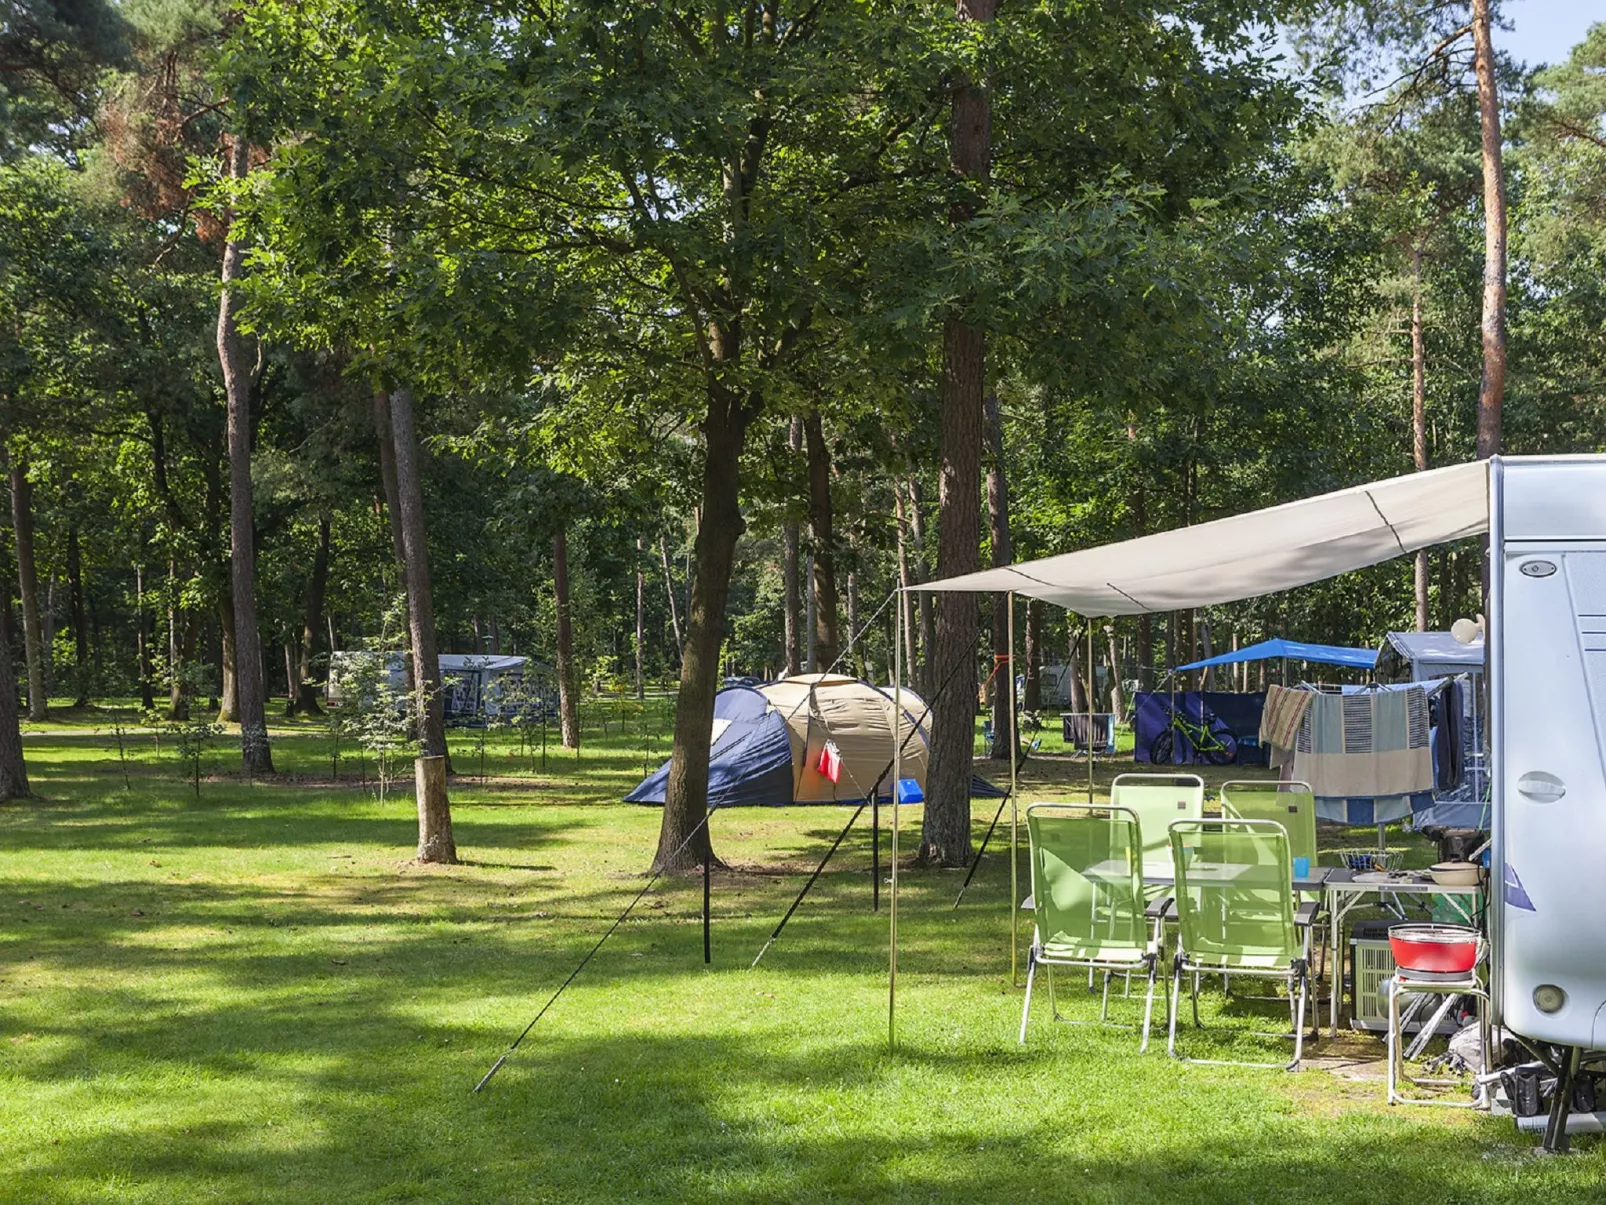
[1026,804,1148,964]
[1110,773,1205,881]
[1220,781,1317,868]
[1168,819,1299,970]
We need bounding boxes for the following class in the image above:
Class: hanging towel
[1430,680,1464,791]
[1294,685,1432,806]
[1260,684,1313,751]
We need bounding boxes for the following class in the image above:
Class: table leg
[1328,891,1363,1035]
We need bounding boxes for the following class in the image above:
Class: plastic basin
[1388,923,1480,975]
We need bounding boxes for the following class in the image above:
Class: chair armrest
[1145,896,1175,921]
[1294,900,1321,928]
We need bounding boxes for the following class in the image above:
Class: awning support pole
[1009,592,1020,986]
[1088,617,1096,804]
[890,588,902,1052]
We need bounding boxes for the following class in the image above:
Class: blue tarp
[1132,690,1269,766]
[1174,637,1378,673]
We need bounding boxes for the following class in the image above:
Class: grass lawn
[2,702,1600,1203]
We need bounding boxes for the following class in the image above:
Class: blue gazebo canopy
[1174,637,1377,673]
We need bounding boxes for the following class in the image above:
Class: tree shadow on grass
[7,1008,1600,1205]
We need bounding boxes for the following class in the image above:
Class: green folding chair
[1166,819,1317,1070]
[1020,804,1161,1050]
[1110,772,1205,889]
[1220,780,1317,868]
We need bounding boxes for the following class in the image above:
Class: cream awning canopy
[912,460,1490,615]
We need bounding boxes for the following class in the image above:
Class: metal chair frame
[1165,818,1318,1071]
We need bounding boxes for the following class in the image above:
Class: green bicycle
[1148,698,1238,766]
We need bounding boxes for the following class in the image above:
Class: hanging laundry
[1429,680,1465,791]
[1291,685,1432,818]
[1260,684,1313,751]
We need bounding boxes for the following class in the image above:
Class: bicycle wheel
[1150,729,1174,765]
[1203,731,1238,766]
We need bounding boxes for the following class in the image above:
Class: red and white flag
[817,740,842,784]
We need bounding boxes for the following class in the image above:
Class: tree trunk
[167,570,189,720]
[135,565,155,711]
[804,551,816,669]
[635,536,646,699]
[1130,471,1153,690]
[923,0,996,865]
[802,411,840,671]
[894,483,918,684]
[924,320,985,866]
[0,585,28,800]
[217,592,238,722]
[984,393,1013,762]
[1106,624,1126,721]
[282,641,297,715]
[553,525,580,749]
[8,463,46,721]
[1067,627,1089,713]
[42,576,54,702]
[218,135,273,775]
[1411,242,1431,631]
[67,527,90,707]
[658,534,684,666]
[297,515,330,715]
[387,387,456,864]
[1022,597,1042,713]
[654,389,750,873]
[372,390,408,590]
[908,476,935,697]
[846,565,860,678]
[1472,0,1505,462]
[783,416,803,676]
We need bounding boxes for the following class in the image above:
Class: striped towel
[1294,686,1432,802]
[1260,684,1313,750]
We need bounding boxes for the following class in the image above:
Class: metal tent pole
[890,587,902,1052]
[1087,616,1096,804]
[1009,592,1019,987]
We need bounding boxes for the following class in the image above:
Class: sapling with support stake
[171,718,223,801]
[106,714,133,791]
